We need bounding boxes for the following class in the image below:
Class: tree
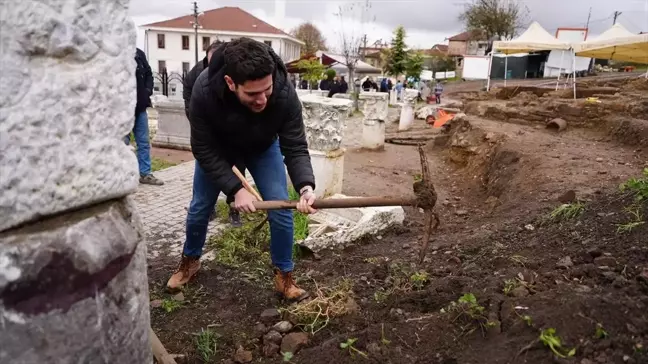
[384,26,408,76]
[291,22,328,55]
[425,55,456,73]
[334,0,374,110]
[296,59,326,92]
[458,0,527,42]
[405,51,424,81]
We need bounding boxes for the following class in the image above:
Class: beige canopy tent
[488,21,574,96]
[574,24,648,70]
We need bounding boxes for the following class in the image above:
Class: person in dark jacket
[125,48,163,185]
[167,38,316,301]
[362,77,378,91]
[183,40,242,227]
[339,76,348,94]
[327,76,341,98]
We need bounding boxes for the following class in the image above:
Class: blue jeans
[123,111,151,176]
[183,140,295,272]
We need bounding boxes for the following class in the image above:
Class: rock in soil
[253,323,267,337]
[281,332,309,354]
[150,299,163,308]
[510,286,530,298]
[557,189,577,203]
[263,330,283,345]
[262,342,280,357]
[233,346,253,363]
[367,342,382,356]
[272,321,293,333]
[172,292,185,302]
[556,256,574,269]
[260,308,281,323]
[593,256,617,267]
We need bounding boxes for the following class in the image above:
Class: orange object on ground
[427,109,455,128]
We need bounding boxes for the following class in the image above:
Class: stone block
[0,0,139,231]
[300,94,352,151]
[0,198,151,363]
[309,149,345,198]
[359,92,388,121]
[332,94,354,117]
[362,119,386,150]
[403,88,420,103]
[399,103,415,131]
[300,194,405,252]
[151,99,191,150]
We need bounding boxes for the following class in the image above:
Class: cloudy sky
[129,0,648,50]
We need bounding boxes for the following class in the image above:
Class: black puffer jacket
[183,56,208,119]
[188,44,315,197]
[135,48,153,114]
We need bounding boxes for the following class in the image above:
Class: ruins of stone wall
[0,0,151,362]
[300,94,352,197]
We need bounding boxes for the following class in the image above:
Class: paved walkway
[132,161,253,260]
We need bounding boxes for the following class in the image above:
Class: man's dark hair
[223,37,275,85]
[206,39,223,57]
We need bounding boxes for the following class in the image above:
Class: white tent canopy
[574,23,648,64]
[493,21,571,54]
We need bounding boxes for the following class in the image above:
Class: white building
[141,6,303,76]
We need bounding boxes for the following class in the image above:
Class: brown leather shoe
[274,269,309,302]
[167,255,201,292]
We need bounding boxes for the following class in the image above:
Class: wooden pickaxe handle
[234,197,417,211]
[232,166,263,201]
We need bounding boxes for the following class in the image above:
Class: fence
[153,70,185,98]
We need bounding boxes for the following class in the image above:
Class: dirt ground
[148,76,647,364]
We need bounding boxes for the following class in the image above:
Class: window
[202,36,210,51]
[158,60,166,73]
[157,34,165,49]
[182,35,190,50]
[182,62,190,74]
[264,40,272,47]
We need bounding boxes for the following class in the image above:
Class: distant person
[339,76,348,94]
[183,40,242,227]
[387,78,393,91]
[126,48,164,186]
[327,76,341,98]
[362,77,378,91]
[395,80,403,101]
[300,79,308,90]
[434,80,444,104]
[380,78,388,93]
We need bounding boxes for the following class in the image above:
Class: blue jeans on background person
[123,111,152,176]
[183,139,295,272]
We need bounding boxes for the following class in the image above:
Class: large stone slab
[299,194,405,252]
[359,92,388,121]
[151,99,191,150]
[0,0,139,231]
[0,198,151,363]
[300,94,352,151]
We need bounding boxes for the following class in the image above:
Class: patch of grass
[160,299,182,313]
[194,328,219,363]
[620,168,648,203]
[364,257,383,264]
[374,262,429,303]
[503,279,519,296]
[208,210,270,269]
[283,279,355,335]
[151,157,176,172]
[539,328,576,359]
[340,338,368,358]
[616,205,645,233]
[548,202,584,222]
[215,200,230,223]
[441,293,496,336]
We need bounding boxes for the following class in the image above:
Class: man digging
[167,38,316,301]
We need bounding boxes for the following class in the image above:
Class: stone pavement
[132,161,254,260]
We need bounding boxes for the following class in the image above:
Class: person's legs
[246,140,307,300]
[133,111,164,185]
[167,161,220,290]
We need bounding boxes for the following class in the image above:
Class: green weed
[595,323,609,339]
[539,328,576,359]
[503,279,519,295]
[195,328,219,362]
[340,338,368,358]
[549,202,584,222]
[373,262,429,303]
[620,168,648,203]
[441,293,496,336]
[522,315,533,327]
[409,271,429,290]
[160,299,182,313]
[282,351,294,362]
[616,205,645,233]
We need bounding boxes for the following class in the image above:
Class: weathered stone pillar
[0,1,151,363]
[360,92,388,150]
[398,89,420,131]
[300,94,352,198]
[332,93,354,117]
[152,99,191,150]
[389,90,398,105]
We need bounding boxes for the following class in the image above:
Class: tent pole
[504,54,508,87]
[486,51,494,91]
[556,50,564,91]
[572,49,577,99]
